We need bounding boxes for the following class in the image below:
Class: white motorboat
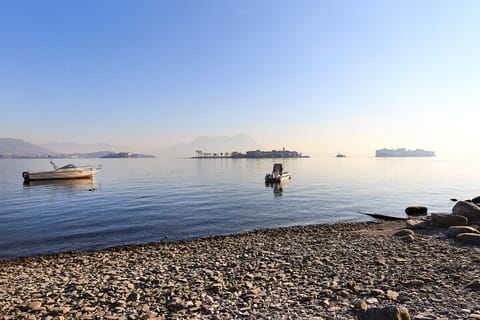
[265,163,291,183]
[23,160,102,183]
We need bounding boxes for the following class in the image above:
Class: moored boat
[265,163,291,183]
[23,160,102,183]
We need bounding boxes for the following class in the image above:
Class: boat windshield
[59,164,76,169]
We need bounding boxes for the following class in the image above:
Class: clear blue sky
[1,1,479,156]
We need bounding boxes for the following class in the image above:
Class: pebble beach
[1,220,480,319]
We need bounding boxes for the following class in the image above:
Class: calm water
[1,157,478,259]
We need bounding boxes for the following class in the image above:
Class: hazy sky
[1,1,479,156]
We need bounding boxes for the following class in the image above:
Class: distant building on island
[375,148,435,157]
[101,152,155,158]
[193,148,309,159]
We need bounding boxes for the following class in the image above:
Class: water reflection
[24,178,98,191]
[265,181,289,197]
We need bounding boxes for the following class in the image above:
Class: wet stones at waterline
[446,226,480,238]
[452,200,480,224]
[455,233,480,245]
[431,213,468,228]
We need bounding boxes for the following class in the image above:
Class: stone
[453,201,480,223]
[399,234,414,243]
[405,206,428,216]
[355,299,368,311]
[167,297,185,310]
[112,300,126,308]
[209,282,223,294]
[248,287,262,296]
[393,229,414,237]
[455,233,480,245]
[386,290,399,300]
[27,301,43,311]
[365,297,378,304]
[58,306,71,314]
[415,312,437,320]
[370,289,384,296]
[465,279,480,290]
[357,305,411,320]
[405,219,429,230]
[126,291,140,303]
[431,213,468,228]
[375,258,386,266]
[472,196,480,204]
[446,226,479,238]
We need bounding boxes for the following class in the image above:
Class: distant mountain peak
[41,141,126,154]
[0,138,54,157]
[155,134,261,157]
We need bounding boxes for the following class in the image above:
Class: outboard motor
[22,171,30,184]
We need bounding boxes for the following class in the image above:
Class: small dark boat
[359,212,407,221]
[265,163,291,183]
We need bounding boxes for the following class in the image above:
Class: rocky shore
[1,219,480,319]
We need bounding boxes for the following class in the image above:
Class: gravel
[1,220,479,319]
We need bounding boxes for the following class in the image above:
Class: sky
[1,0,479,157]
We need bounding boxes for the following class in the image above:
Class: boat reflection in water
[265,181,289,197]
[24,178,99,191]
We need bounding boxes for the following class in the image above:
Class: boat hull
[265,173,291,183]
[23,168,99,182]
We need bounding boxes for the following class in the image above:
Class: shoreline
[1,220,479,319]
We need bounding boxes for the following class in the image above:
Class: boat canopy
[272,163,283,175]
[59,164,76,169]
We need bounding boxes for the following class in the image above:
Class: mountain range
[0,138,138,158]
[0,138,53,157]
[0,134,261,158]
[41,142,126,154]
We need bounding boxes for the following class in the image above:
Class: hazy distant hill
[156,134,261,157]
[42,142,126,154]
[0,138,148,158]
[0,138,54,157]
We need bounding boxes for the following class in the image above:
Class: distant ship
[375,148,435,157]
[336,153,346,158]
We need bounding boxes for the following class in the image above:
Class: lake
[1,156,478,259]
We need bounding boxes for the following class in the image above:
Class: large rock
[471,196,480,205]
[446,226,479,238]
[357,304,411,320]
[453,201,480,223]
[405,219,429,230]
[455,233,480,245]
[405,206,427,216]
[431,213,468,228]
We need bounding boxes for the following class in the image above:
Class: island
[0,151,155,159]
[375,148,435,157]
[193,148,309,159]
[100,152,155,158]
